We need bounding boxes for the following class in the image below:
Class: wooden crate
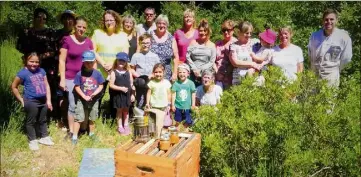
[114,133,201,177]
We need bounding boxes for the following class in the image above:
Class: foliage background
[0,1,360,176]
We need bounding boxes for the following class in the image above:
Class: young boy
[72,51,105,145]
[130,33,161,109]
[171,64,197,131]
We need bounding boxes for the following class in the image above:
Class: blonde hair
[101,10,122,33]
[237,21,253,34]
[183,9,196,28]
[278,25,293,36]
[121,14,137,36]
[155,14,169,27]
[221,20,235,30]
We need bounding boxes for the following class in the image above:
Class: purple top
[174,29,199,63]
[17,68,47,99]
[62,36,94,79]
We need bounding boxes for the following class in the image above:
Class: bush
[193,67,360,176]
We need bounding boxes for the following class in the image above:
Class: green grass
[0,39,130,177]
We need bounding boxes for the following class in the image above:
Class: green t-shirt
[171,79,196,109]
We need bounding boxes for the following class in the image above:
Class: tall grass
[0,39,130,176]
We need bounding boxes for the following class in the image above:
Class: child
[146,63,172,137]
[171,64,197,131]
[249,27,277,75]
[130,33,161,109]
[109,52,134,135]
[11,52,54,151]
[72,51,105,145]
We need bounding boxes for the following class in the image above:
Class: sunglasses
[221,28,233,33]
[145,13,154,17]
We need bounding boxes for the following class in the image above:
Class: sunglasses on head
[221,28,233,33]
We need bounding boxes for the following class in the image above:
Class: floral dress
[150,32,174,80]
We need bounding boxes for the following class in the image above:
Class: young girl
[146,64,172,110]
[146,64,172,137]
[109,52,134,135]
[249,26,277,74]
[11,52,55,151]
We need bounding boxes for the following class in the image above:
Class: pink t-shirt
[62,36,93,79]
[174,29,199,62]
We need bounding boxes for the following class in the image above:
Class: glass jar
[159,132,171,151]
[168,126,179,144]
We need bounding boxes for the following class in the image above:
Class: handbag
[163,108,173,127]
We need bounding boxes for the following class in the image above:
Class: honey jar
[168,126,179,144]
[159,132,171,151]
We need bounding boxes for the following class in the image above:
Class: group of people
[11,7,352,150]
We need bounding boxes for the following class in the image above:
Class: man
[308,9,353,87]
[136,7,157,36]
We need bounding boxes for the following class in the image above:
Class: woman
[186,19,216,87]
[149,14,179,81]
[215,20,237,89]
[92,10,129,120]
[196,70,223,106]
[55,10,76,130]
[121,14,138,59]
[58,16,94,140]
[16,8,58,120]
[271,26,304,81]
[229,21,261,85]
[174,9,199,72]
[92,10,129,78]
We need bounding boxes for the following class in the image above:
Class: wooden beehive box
[114,133,201,177]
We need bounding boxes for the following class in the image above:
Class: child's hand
[191,105,198,111]
[90,92,97,98]
[250,52,256,58]
[47,101,53,111]
[120,87,128,93]
[131,94,135,102]
[145,104,151,110]
[103,63,112,72]
[171,105,176,112]
[83,95,92,101]
[252,63,262,71]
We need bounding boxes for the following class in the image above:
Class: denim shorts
[174,108,193,125]
[75,100,99,122]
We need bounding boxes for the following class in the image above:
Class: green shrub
[193,67,360,177]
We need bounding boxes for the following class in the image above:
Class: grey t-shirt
[186,44,216,72]
[130,51,160,76]
[136,23,156,37]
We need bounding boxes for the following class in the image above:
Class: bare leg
[73,121,81,137]
[89,120,95,134]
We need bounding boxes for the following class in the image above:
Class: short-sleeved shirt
[196,85,223,106]
[256,46,274,66]
[174,29,199,63]
[147,79,172,108]
[92,29,129,76]
[136,23,156,36]
[230,39,259,78]
[62,36,94,79]
[17,68,47,99]
[73,69,105,101]
[171,79,196,109]
[272,44,304,80]
[130,51,160,76]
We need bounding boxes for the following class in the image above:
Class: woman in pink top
[215,20,237,89]
[174,9,199,71]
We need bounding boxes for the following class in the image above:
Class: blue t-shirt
[16,68,47,99]
[73,68,105,100]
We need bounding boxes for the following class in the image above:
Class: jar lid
[168,126,177,132]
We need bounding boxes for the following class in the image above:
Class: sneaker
[124,126,131,135]
[118,127,125,135]
[29,140,39,151]
[72,139,78,145]
[64,132,73,141]
[39,136,55,146]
